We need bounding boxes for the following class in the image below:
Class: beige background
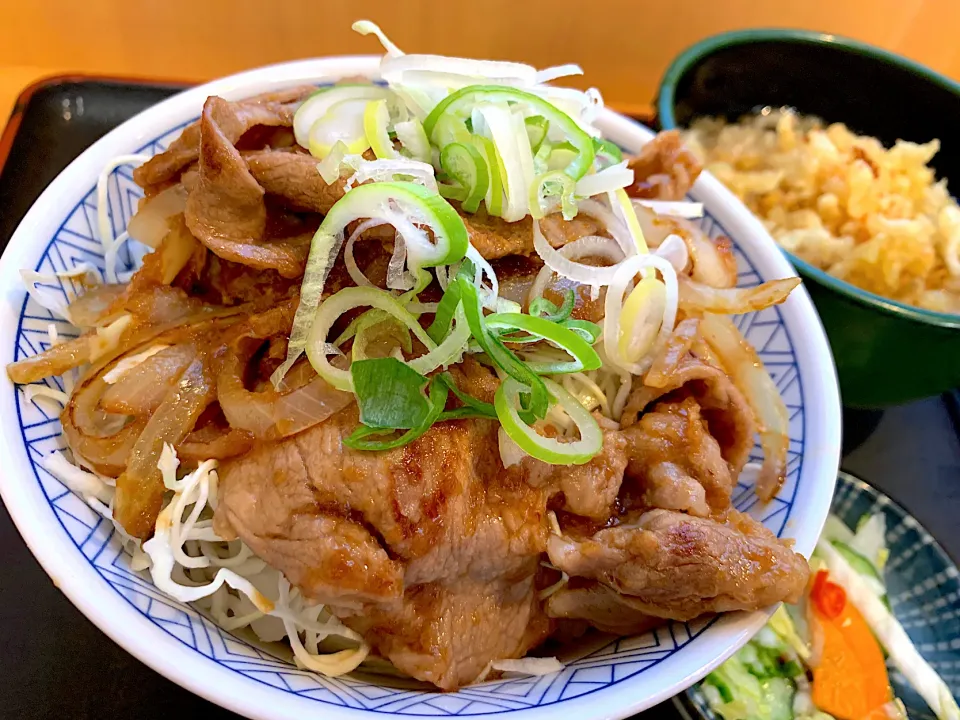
[2,0,960,119]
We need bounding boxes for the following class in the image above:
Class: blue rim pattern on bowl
[682,472,960,720]
[11,121,805,715]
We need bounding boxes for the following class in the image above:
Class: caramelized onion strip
[700,314,788,501]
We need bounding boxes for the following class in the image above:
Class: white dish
[0,56,841,720]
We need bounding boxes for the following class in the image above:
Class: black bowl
[656,29,960,407]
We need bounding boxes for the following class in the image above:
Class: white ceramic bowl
[0,57,841,720]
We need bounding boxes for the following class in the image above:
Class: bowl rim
[656,27,960,330]
[0,54,840,720]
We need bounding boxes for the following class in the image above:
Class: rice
[684,109,960,314]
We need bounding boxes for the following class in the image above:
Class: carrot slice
[812,582,892,720]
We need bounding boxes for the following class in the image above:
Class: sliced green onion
[471,134,504,216]
[593,137,623,168]
[495,377,602,465]
[277,181,469,385]
[307,98,374,159]
[316,140,352,184]
[524,115,549,152]
[474,102,535,221]
[331,307,387,347]
[351,357,430,429]
[351,311,413,361]
[546,141,579,171]
[561,318,602,344]
[611,187,649,255]
[423,85,595,181]
[618,277,666,364]
[394,117,431,161]
[458,275,549,420]
[305,287,438,391]
[575,161,634,198]
[427,272,464,343]
[439,142,489,213]
[364,99,398,159]
[433,114,472,147]
[530,170,576,221]
[436,372,497,420]
[344,157,438,192]
[345,376,449,451]
[529,289,575,322]
[294,85,392,148]
[484,313,601,374]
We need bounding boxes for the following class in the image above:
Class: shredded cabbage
[41,443,370,679]
[20,265,101,323]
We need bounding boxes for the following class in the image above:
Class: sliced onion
[699,313,788,501]
[476,103,535,222]
[306,287,442,391]
[127,184,189,249]
[465,244,501,310]
[308,99,372,159]
[535,64,584,83]
[533,221,626,288]
[655,234,689,274]
[114,355,214,539]
[575,198,636,258]
[218,347,353,441]
[603,254,678,375]
[679,276,801,314]
[634,204,736,288]
[394,118,431,162]
[344,157,437,192]
[102,343,172,384]
[344,219,391,288]
[100,344,195,415]
[632,199,704,219]
[575,161,634,198]
[68,284,125,328]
